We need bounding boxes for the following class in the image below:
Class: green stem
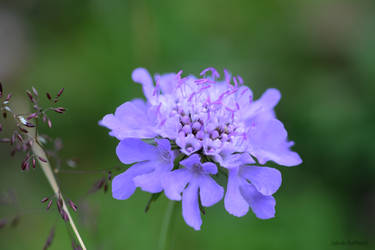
[158,200,176,250]
[27,126,87,250]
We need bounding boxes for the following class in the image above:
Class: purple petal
[256,88,281,111]
[240,182,276,219]
[99,99,157,140]
[241,88,281,123]
[198,175,224,207]
[201,162,217,175]
[182,182,202,230]
[156,139,175,166]
[249,118,302,167]
[216,151,255,169]
[132,68,156,104]
[154,73,177,94]
[257,148,302,167]
[240,166,282,196]
[162,169,192,201]
[116,138,158,164]
[180,154,201,169]
[155,138,172,156]
[224,168,249,217]
[112,162,153,200]
[133,169,165,193]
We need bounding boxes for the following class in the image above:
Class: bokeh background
[1,0,374,249]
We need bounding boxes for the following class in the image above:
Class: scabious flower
[100,67,302,230]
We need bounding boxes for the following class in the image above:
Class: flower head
[100,67,302,230]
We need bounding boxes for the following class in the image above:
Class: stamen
[177,76,188,88]
[194,79,209,84]
[188,92,196,102]
[176,70,183,80]
[236,102,240,110]
[156,103,162,116]
[241,88,248,96]
[224,69,231,84]
[227,88,239,96]
[225,107,235,113]
[198,85,211,93]
[206,96,211,104]
[242,132,247,140]
[159,118,167,127]
[233,77,238,88]
[237,75,244,85]
[212,90,230,104]
[152,77,160,96]
[225,107,236,120]
[200,67,220,79]
[240,88,253,104]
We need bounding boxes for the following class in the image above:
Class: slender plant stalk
[158,200,176,250]
[28,128,87,250]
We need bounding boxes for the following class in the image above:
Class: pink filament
[188,92,197,102]
[200,67,220,79]
[152,77,160,96]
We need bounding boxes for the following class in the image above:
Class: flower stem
[158,200,176,250]
[29,130,87,250]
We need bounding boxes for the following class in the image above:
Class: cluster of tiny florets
[100,67,302,230]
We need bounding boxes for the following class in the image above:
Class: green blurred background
[1,0,374,249]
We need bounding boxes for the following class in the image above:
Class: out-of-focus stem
[158,200,176,250]
[29,129,87,250]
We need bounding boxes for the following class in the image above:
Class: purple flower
[162,154,224,230]
[112,138,175,200]
[101,67,302,230]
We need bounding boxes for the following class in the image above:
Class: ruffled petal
[112,162,153,200]
[155,73,178,94]
[162,169,192,201]
[198,175,224,207]
[116,138,158,164]
[256,88,281,111]
[240,182,276,219]
[216,151,255,169]
[182,182,202,230]
[99,99,157,140]
[132,68,156,104]
[241,88,280,121]
[256,148,302,167]
[240,166,282,196]
[248,118,302,167]
[224,168,249,217]
[133,168,165,193]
